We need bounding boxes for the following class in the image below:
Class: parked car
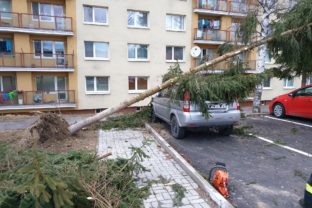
[269,84,312,119]
[151,91,241,139]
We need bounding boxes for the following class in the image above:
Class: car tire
[273,103,286,118]
[151,107,159,123]
[219,125,234,136]
[170,115,185,139]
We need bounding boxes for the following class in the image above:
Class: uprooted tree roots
[19,113,70,149]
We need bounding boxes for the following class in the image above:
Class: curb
[244,112,269,117]
[145,123,234,208]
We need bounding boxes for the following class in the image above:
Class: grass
[172,183,187,206]
[291,127,298,134]
[274,139,287,145]
[98,106,151,130]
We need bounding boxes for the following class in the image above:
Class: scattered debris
[274,139,287,145]
[172,183,187,206]
[273,156,286,160]
[294,169,308,181]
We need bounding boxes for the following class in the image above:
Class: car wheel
[218,125,233,136]
[170,115,185,139]
[273,103,285,118]
[151,108,159,123]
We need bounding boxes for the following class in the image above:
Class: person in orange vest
[300,173,312,208]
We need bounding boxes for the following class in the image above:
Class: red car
[269,84,312,119]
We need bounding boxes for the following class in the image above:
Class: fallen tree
[68,22,312,135]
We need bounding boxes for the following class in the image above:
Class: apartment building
[0,0,77,113]
[191,0,257,70]
[74,0,192,111]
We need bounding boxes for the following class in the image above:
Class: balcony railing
[0,90,75,107]
[194,28,228,42]
[0,11,73,32]
[0,53,74,70]
[196,0,255,14]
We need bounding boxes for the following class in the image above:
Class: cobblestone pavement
[98,129,213,208]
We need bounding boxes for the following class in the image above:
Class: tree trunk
[252,0,273,113]
[301,72,307,87]
[68,24,312,135]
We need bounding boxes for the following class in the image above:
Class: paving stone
[98,129,212,208]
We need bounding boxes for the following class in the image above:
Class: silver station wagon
[151,91,241,139]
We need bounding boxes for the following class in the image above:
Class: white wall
[76,0,192,110]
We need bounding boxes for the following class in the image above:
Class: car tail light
[183,91,191,112]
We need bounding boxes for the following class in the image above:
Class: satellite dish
[190,46,201,58]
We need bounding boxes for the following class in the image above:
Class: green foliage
[170,65,265,117]
[269,0,312,79]
[239,12,258,45]
[0,142,150,208]
[162,64,183,83]
[171,183,187,206]
[98,106,151,130]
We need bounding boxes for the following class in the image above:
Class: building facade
[0,0,77,113]
[191,0,257,71]
[75,0,192,110]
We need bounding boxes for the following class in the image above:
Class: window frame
[35,75,67,92]
[84,41,110,60]
[85,76,110,94]
[127,10,149,29]
[127,44,149,61]
[166,46,185,62]
[83,5,108,25]
[166,14,186,32]
[33,40,65,59]
[0,0,12,20]
[283,77,295,89]
[306,76,312,85]
[128,76,149,94]
[263,77,271,89]
[31,2,64,22]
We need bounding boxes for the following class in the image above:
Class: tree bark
[68,23,312,135]
[252,0,273,113]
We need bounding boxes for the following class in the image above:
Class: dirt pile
[19,113,70,149]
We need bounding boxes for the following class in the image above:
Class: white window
[84,41,109,59]
[32,2,64,21]
[283,78,294,88]
[83,5,108,25]
[128,10,148,28]
[36,76,66,91]
[0,0,12,19]
[265,49,272,63]
[166,46,184,62]
[33,40,65,58]
[306,76,312,85]
[166,14,185,31]
[0,76,16,92]
[128,44,148,61]
[263,77,271,89]
[128,76,148,93]
[85,76,109,94]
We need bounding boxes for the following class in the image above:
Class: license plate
[207,103,227,109]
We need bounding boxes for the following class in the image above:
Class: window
[84,6,108,24]
[84,41,109,59]
[128,44,148,60]
[295,86,312,96]
[166,14,185,31]
[0,38,13,54]
[166,46,184,62]
[32,3,64,21]
[36,76,66,91]
[0,0,11,19]
[0,76,16,92]
[128,10,148,28]
[128,76,148,93]
[263,77,271,88]
[33,40,65,58]
[265,49,272,63]
[85,76,109,93]
[283,78,294,88]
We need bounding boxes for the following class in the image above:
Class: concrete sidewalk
[241,105,270,115]
[98,129,213,208]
